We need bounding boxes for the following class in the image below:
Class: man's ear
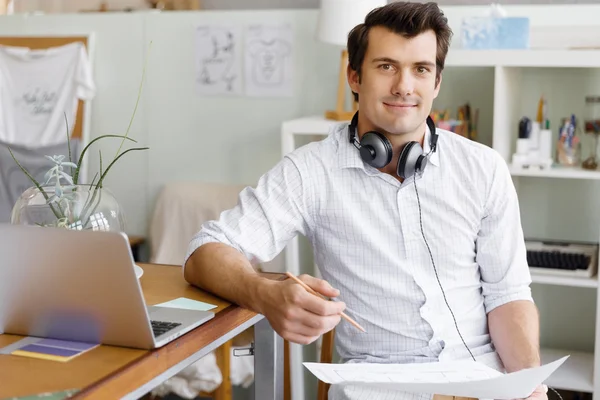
[433,72,442,99]
[347,65,360,95]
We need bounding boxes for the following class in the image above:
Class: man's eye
[417,66,429,74]
[380,64,392,71]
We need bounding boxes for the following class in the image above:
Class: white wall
[0,9,341,237]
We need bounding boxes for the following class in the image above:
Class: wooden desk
[0,263,284,400]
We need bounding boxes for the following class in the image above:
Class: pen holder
[556,141,581,167]
[557,116,581,166]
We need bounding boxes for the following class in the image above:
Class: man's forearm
[183,242,273,313]
[488,300,540,372]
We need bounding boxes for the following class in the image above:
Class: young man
[184,2,547,400]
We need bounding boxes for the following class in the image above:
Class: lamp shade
[317,0,388,46]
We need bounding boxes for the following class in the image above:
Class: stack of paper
[304,356,568,400]
[11,338,99,362]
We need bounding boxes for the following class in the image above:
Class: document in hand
[304,356,568,399]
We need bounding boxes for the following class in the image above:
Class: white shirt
[0,42,95,147]
[185,121,534,400]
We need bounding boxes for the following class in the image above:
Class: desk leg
[254,317,284,400]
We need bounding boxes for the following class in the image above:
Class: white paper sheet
[195,25,243,96]
[244,23,294,97]
[304,356,568,400]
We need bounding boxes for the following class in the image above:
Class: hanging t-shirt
[0,42,95,148]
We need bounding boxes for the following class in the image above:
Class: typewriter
[526,239,598,278]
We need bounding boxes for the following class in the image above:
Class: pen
[285,272,366,333]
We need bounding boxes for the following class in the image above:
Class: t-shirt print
[0,42,95,148]
[247,39,291,86]
[22,86,57,116]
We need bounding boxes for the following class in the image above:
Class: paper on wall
[304,356,568,400]
[244,23,294,97]
[195,25,243,96]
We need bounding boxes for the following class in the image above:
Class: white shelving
[531,272,598,288]
[542,348,595,392]
[446,49,600,68]
[281,47,600,400]
[510,165,600,180]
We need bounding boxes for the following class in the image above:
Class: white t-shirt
[0,42,95,147]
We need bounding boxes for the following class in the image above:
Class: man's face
[348,27,441,137]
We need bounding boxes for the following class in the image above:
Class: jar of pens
[430,103,478,141]
[557,114,581,167]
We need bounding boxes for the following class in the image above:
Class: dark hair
[347,1,453,101]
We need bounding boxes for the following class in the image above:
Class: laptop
[0,224,214,349]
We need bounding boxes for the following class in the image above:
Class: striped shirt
[185,121,534,400]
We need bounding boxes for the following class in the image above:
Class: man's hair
[347,1,453,101]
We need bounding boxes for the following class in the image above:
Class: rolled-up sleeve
[477,152,533,314]
[183,155,311,269]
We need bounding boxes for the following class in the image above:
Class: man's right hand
[255,274,346,345]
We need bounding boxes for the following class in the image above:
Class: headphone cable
[412,176,563,400]
[413,176,476,362]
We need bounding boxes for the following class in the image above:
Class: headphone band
[349,111,439,153]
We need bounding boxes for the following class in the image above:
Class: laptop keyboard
[151,320,182,337]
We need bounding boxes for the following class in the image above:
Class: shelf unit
[281,48,600,400]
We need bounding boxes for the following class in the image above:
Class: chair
[148,182,254,400]
[317,329,336,400]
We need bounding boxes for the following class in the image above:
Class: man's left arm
[488,300,540,372]
[476,152,542,383]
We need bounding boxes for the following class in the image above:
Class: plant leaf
[99,150,103,189]
[64,112,73,176]
[58,171,74,185]
[114,41,151,161]
[73,134,137,185]
[7,146,63,219]
[96,147,149,189]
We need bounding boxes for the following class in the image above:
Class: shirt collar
[337,122,440,170]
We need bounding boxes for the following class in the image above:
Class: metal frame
[122,314,265,399]
[254,317,284,400]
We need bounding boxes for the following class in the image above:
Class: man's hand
[256,274,346,345]
[524,384,548,400]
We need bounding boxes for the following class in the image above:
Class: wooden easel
[0,36,90,141]
[325,49,358,121]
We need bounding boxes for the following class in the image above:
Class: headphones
[348,111,439,180]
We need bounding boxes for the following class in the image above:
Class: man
[184,2,547,400]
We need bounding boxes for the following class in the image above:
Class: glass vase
[10,184,126,232]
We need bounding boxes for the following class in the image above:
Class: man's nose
[392,70,415,97]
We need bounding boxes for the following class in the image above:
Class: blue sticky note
[155,297,217,311]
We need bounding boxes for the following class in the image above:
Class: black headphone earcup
[397,141,425,180]
[359,131,393,168]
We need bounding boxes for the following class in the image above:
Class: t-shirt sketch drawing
[246,39,291,87]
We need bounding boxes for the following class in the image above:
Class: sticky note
[10,338,99,362]
[155,297,217,311]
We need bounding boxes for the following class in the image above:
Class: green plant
[8,48,150,229]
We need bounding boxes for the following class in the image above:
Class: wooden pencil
[285,272,366,333]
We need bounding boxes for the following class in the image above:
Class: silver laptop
[0,224,214,349]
